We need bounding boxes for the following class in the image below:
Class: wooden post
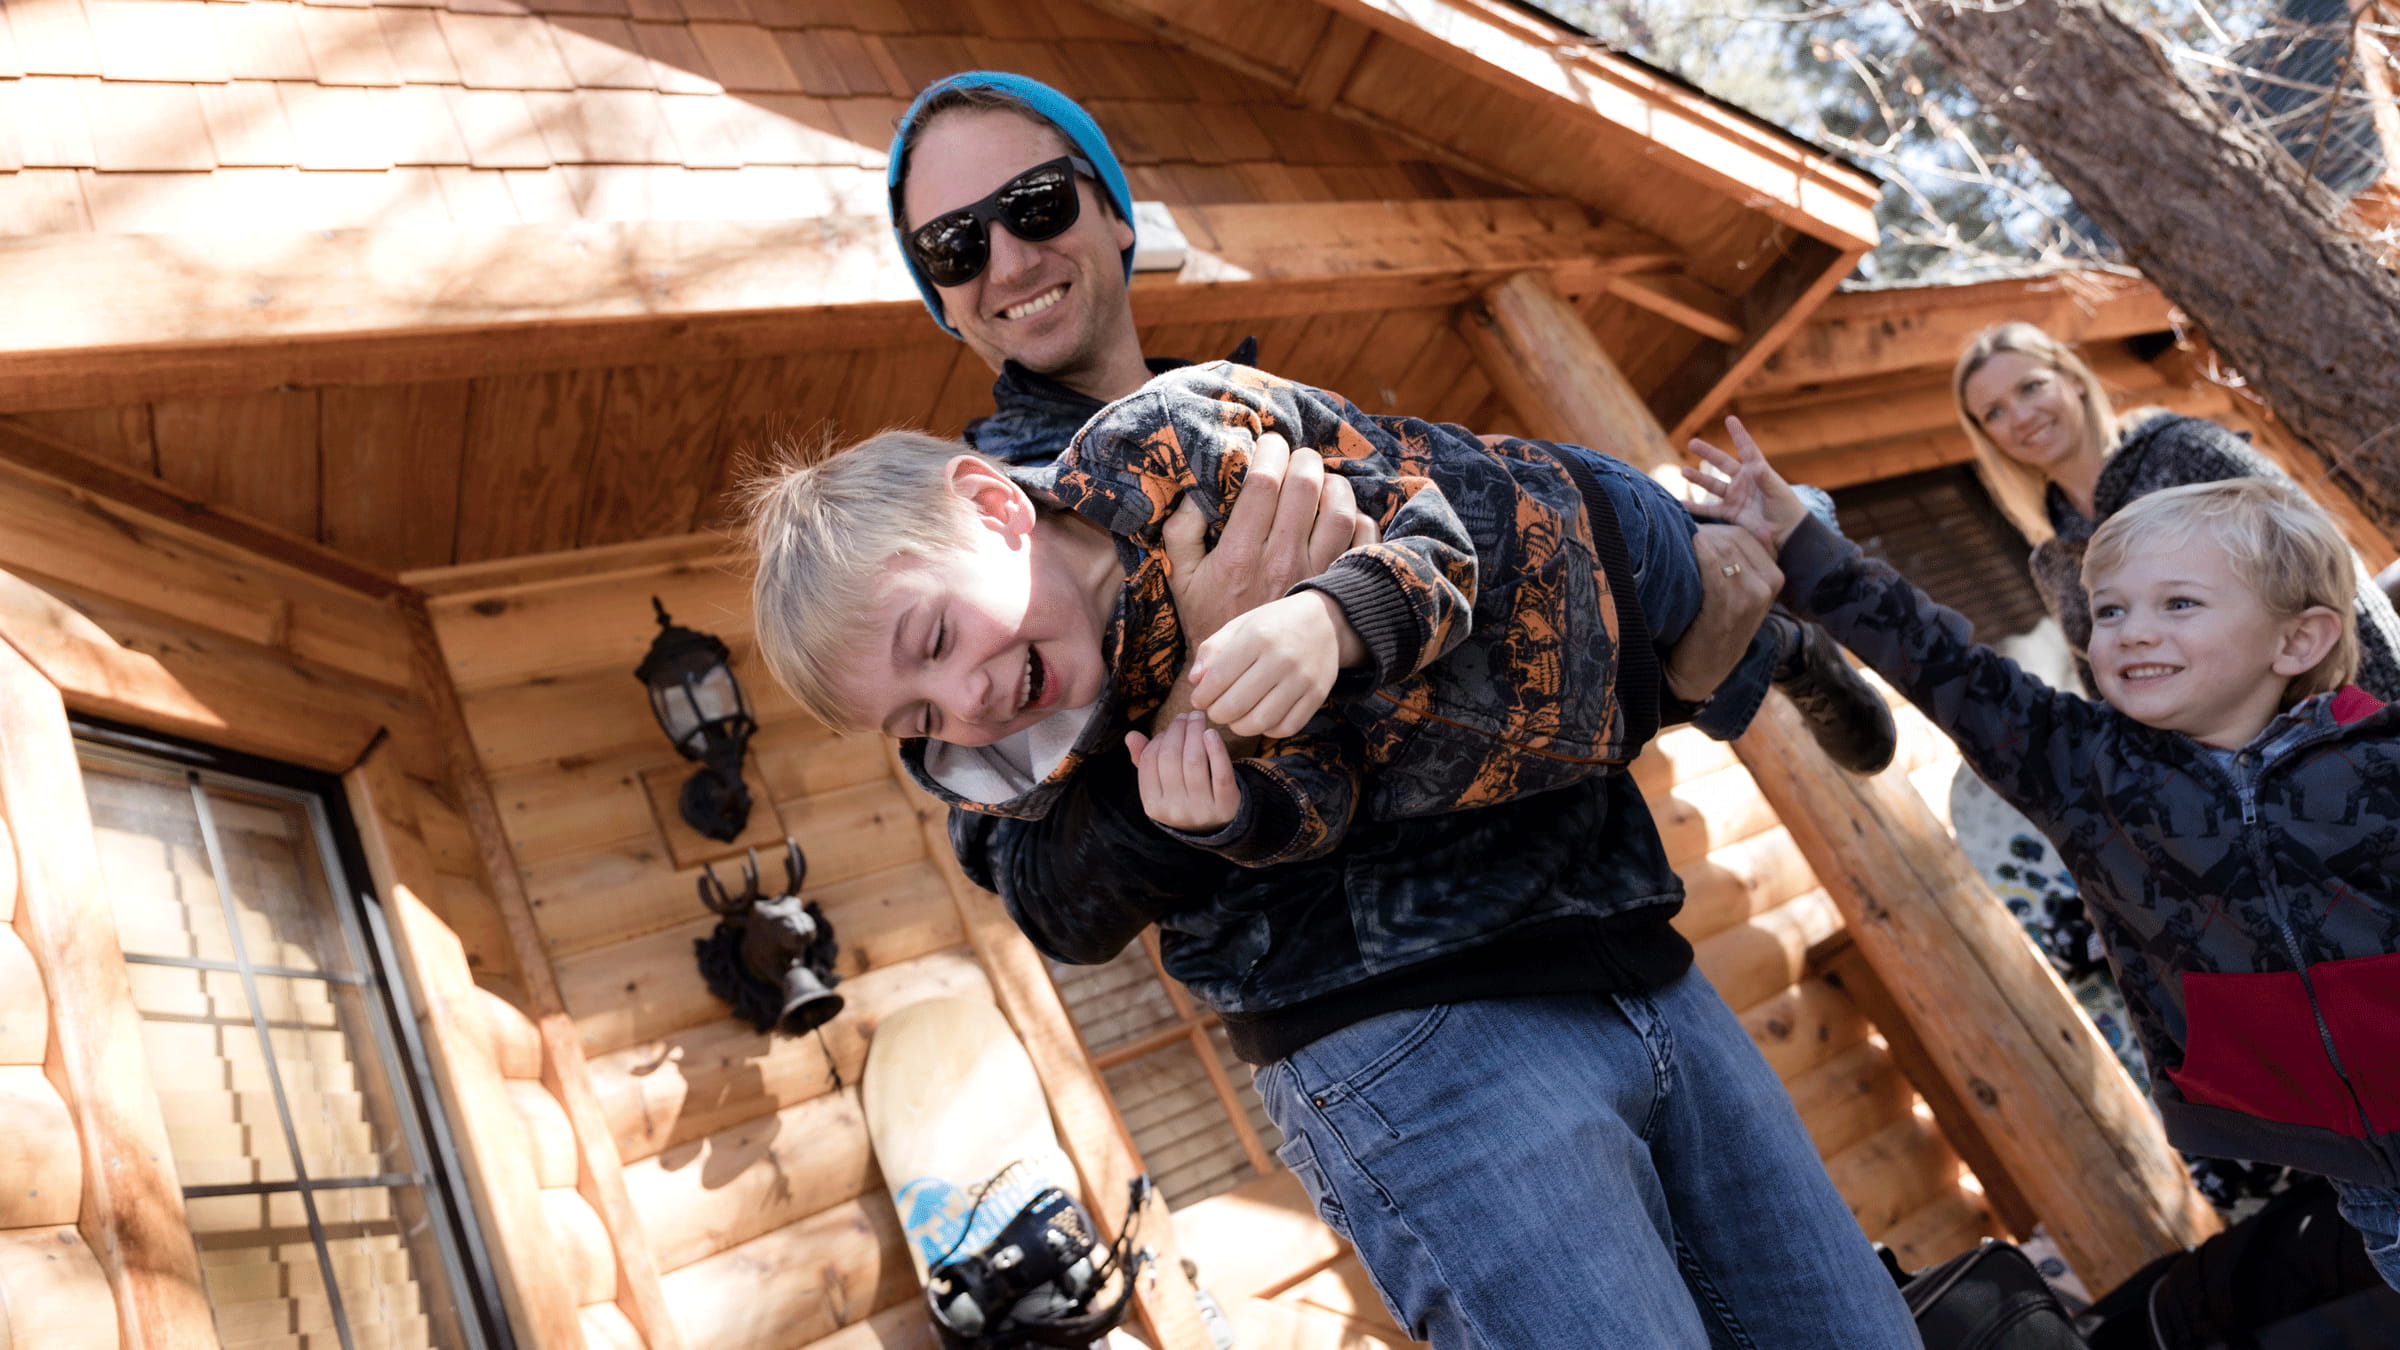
[0,636,216,1349]
[1458,268,2218,1289]
[402,594,686,1350]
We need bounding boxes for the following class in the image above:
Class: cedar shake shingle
[546,15,653,88]
[10,76,98,166]
[877,33,970,96]
[432,164,522,224]
[674,0,748,20]
[0,82,20,170]
[277,82,395,168]
[445,85,552,166]
[378,84,472,164]
[629,20,714,93]
[655,91,742,167]
[6,0,101,75]
[295,5,401,85]
[621,0,678,20]
[0,168,93,233]
[0,5,21,77]
[80,168,228,231]
[84,80,215,170]
[374,7,459,83]
[825,95,899,167]
[771,27,885,96]
[684,21,793,91]
[714,91,854,166]
[529,0,633,16]
[196,81,300,166]
[438,11,574,89]
[213,2,317,82]
[502,164,580,220]
[87,0,228,81]
[524,87,677,163]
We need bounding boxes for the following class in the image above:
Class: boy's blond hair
[740,430,993,730]
[1952,322,2121,545]
[2085,478,2359,702]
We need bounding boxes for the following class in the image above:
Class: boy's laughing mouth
[1019,646,1050,714]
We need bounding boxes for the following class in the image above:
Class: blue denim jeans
[2333,1179,2400,1291]
[1255,968,1923,1349]
[1558,444,1787,741]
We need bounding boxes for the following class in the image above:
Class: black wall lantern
[636,597,757,842]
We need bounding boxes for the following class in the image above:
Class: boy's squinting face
[833,514,1110,749]
[2086,537,2323,748]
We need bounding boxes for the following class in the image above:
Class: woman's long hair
[1951,322,2121,544]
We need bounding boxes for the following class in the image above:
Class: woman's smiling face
[1963,350,2092,474]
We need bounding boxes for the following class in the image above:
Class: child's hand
[1188,592,1358,737]
[1125,713,1240,833]
[1685,416,1808,551]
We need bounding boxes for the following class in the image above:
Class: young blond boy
[749,360,1786,866]
[1689,423,2400,1288]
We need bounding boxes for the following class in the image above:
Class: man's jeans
[1559,443,1787,741]
[1255,968,1925,1349]
[2333,1179,2400,1291]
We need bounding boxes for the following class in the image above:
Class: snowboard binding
[926,1170,1154,1349]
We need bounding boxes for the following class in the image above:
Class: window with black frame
[74,729,508,1350]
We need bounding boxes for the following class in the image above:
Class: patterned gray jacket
[1783,516,2400,1188]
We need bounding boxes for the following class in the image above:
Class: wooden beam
[1290,11,1373,109]
[1462,267,2219,1291]
[0,570,395,772]
[401,594,688,1350]
[1653,236,1864,443]
[0,637,216,1350]
[0,417,399,599]
[1606,274,1746,345]
[1746,272,2177,396]
[0,201,1681,412]
[1810,932,2040,1238]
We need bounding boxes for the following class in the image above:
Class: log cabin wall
[415,544,993,1350]
[0,443,613,1349]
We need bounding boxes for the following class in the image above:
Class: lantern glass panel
[690,663,749,724]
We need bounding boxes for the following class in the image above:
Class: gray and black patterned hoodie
[1782,516,2400,1188]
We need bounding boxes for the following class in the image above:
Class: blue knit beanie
[886,72,1137,337]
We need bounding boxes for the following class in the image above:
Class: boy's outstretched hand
[1686,416,1808,552]
[1186,590,1363,738]
[1126,712,1240,833]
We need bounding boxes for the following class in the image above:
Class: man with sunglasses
[880,72,1918,1350]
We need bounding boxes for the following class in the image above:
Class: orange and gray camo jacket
[901,361,1639,867]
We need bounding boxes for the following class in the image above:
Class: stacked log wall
[0,745,119,1350]
[0,445,595,1348]
[420,546,992,1350]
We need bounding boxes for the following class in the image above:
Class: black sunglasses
[901,155,1098,288]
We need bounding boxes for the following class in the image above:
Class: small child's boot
[1771,610,1897,775]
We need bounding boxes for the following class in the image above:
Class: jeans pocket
[1273,1123,1351,1236]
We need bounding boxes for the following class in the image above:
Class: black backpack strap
[1549,448,1660,761]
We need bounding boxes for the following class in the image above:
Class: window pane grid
[82,744,487,1350]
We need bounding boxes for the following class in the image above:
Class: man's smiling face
[900,108,1140,392]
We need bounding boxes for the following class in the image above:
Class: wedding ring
[1721,562,1744,577]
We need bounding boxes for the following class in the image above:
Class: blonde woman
[1953,320,2400,700]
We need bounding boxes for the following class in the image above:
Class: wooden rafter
[1746,272,2177,395]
